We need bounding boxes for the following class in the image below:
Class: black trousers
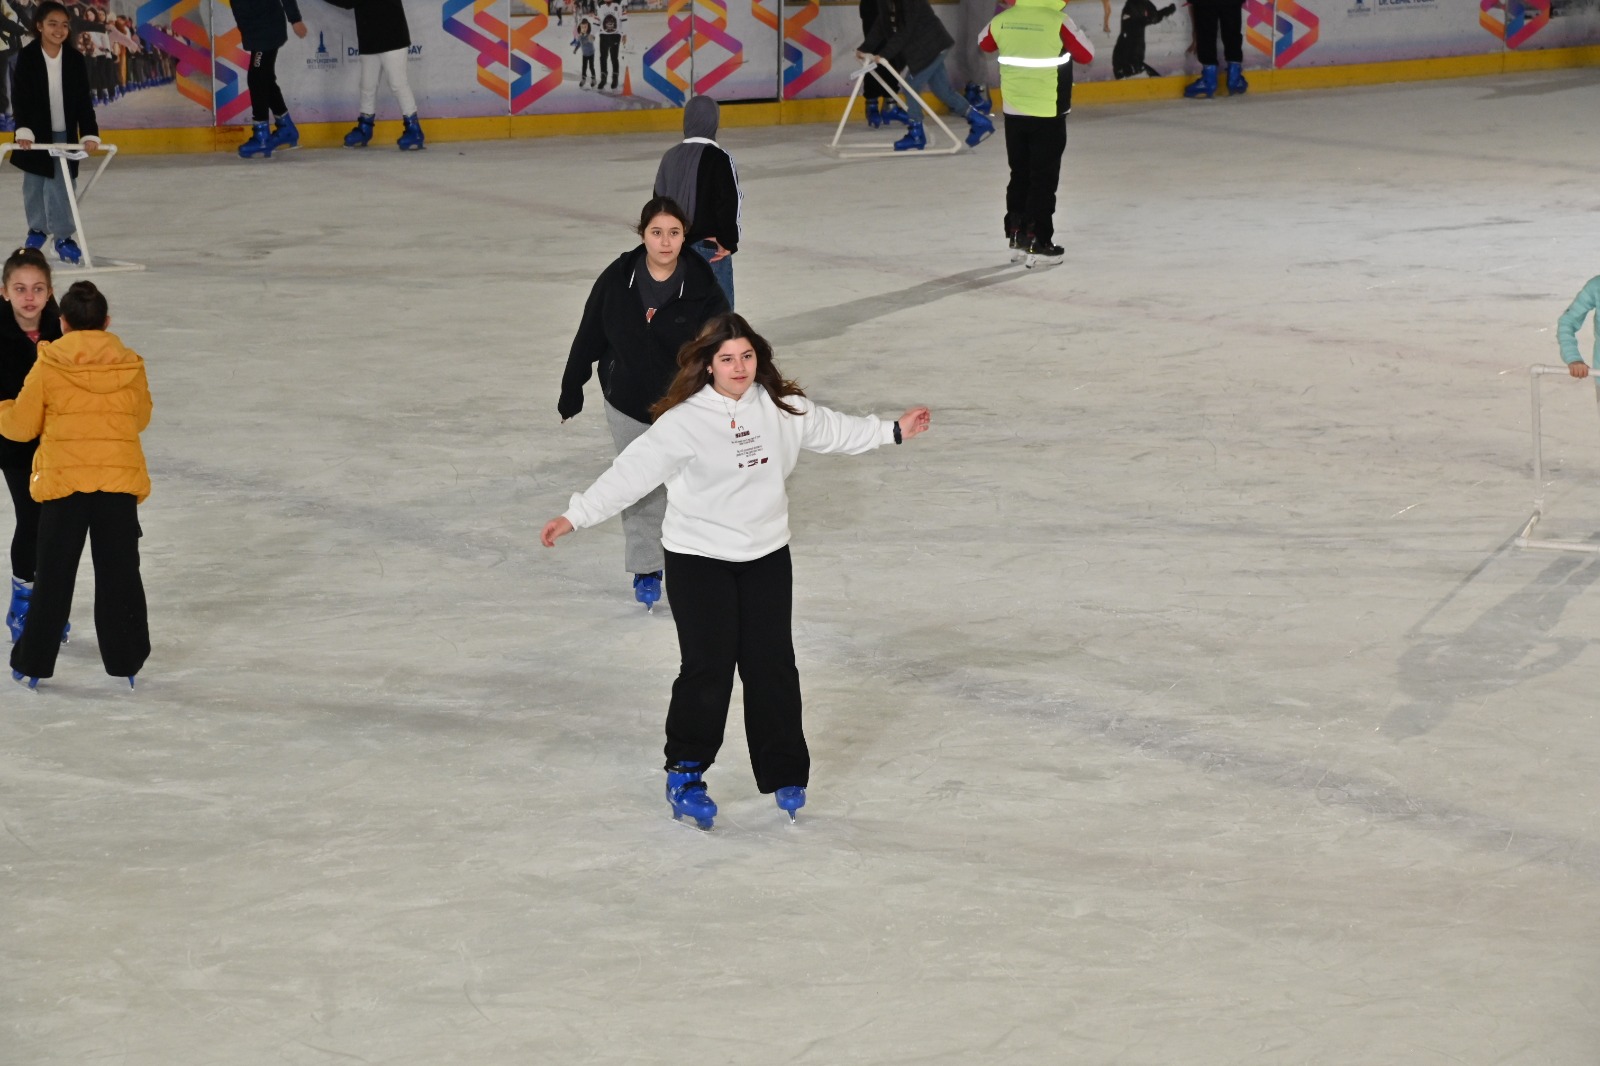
[1192,0,1244,66]
[3,466,39,581]
[598,33,621,86]
[1003,112,1068,245]
[12,491,148,679]
[663,546,807,794]
[247,48,288,123]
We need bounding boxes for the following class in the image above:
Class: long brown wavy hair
[650,312,806,420]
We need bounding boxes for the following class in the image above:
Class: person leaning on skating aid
[654,95,742,310]
[977,0,1094,267]
[231,0,308,159]
[0,280,152,690]
[541,312,931,832]
[1558,276,1600,380]
[319,0,424,149]
[10,0,99,267]
[557,196,729,610]
[1183,0,1247,98]
[857,0,994,151]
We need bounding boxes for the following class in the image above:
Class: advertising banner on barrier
[1252,0,1495,67]
[502,0,780,116]
[213,0,507,124]
[92,0,212,129]
[1485,0,1600,49]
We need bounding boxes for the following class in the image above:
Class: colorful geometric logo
[506,0,563,112]
[440,0,522,106]
[780,0,828,98]
[1480,0,1550,47]
[640,0,744,106]
[1245,0,1320,67]
[135,0,212,111]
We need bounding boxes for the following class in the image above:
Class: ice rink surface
[5,68,1600,1064]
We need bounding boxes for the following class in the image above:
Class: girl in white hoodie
[542,312,930,831]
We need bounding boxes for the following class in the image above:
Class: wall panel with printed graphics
[500,0,781,115]
[213,0,508,122]
[92,0,212,127]
[2,0,1595,132]
[1494,0,1600,50]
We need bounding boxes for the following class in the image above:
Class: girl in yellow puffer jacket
[0,280,151,688]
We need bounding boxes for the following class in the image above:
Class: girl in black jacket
[558,197,730,608]
[0,247,60,641]
[322,0,425,149]
[9,1,99,266]
[232,0,308,158]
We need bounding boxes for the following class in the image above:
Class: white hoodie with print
[562,383,894,562]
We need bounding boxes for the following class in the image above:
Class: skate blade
[1025,255,1063,270]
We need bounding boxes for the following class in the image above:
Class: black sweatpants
[598,33,621,87]
[3,466,39,581]
[1192,0,1244,66]
[662,546,807,794]
[1003,112,1068,246]
[12,491,148,679]
[247,48,288,123]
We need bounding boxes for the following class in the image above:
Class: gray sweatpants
[603,400,666,574]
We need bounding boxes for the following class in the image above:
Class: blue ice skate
[893,121,926,152]
[397,113,425,151]
[879,102,912,127]
[54,238,81,265]
[269,113,300,150]
[237,120,274,158]
[23,230,45,251]
[1226,62,1248,96]
[865,98,883,128]
[12,669,38,689]
[666,761,717,830]
[964,82,992,115]
[1184,65,1218,99]
[775,786,806,822]
[965,107,994,148]
[633,571,663,610]
[343,113,375,147]
[7,576,29,642]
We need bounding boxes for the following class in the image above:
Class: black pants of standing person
[247,49,287,123]
[1192,0,1244,66]
[662,546,808,794]
[3,466,39,581]
[1003,112,1068,246]
[598,33,621,88]
[12,491,148,680]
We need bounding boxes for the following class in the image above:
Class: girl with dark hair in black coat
[558,197,730,609]
[232,0,308,158]
[0,247,61,641]
[9,0,99,265]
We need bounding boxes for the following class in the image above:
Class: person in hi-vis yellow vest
[977,0,1094,267]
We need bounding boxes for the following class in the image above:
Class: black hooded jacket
[560,246,730,425]
[233,0,305,53]
[0,300,60,470]
[653,96,742,253]
[861,0,953,76]
[322,0,411,54]
[8,41,98,180]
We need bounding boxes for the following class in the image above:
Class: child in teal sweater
[1558,276,1600,379]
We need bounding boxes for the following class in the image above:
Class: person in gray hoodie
[653,95,741,309]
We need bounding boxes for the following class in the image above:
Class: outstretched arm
[896,406,931,440]
[1559,277,1600,378]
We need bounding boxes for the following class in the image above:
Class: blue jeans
[695,239,734,310]
[902,49,969,123]
[21,132,74,239]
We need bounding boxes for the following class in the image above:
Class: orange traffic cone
[622,68,633,96]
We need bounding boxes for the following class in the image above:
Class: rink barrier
[1516,364,1600,555]
[13,43,1600,156]
[0,142,145,275]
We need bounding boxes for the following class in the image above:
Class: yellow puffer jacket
[0,330,152,503]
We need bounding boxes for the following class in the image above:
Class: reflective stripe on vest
[997,54,1072,67]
